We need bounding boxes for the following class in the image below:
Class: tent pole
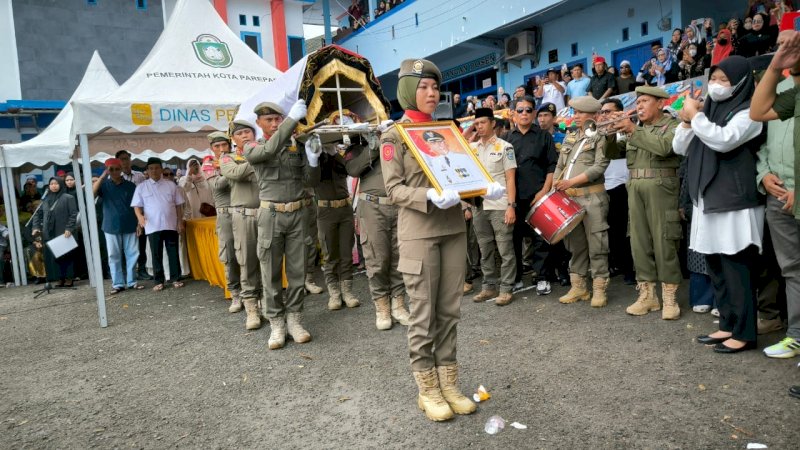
[0,167,21,286]
[5,166,27,286]
[71,158,96,288]
[79,134,107,328]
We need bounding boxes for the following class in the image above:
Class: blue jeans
[689,272,714,308]
[105,232,140,289]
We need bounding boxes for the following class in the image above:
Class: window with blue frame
[239,14,247,26]
[87,0,97,5]
[641,21,648,36]
[571,43,578,57]
[287,36,305,65]
[253,16,260,27]
[136,0,146,10]
[241,32,262,57]
[622,27,630,42]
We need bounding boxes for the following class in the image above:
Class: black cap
[546,67,558,75]
[538,102,557,115]
[146,157,163,167]
[422,130,445,142]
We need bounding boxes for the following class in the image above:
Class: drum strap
[564,139,588,181]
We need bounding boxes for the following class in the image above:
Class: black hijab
[686,55,754,204]
[43,177,67,207]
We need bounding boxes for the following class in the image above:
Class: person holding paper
[31,177,78,287]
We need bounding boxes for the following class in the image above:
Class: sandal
[152,283,165,292]
[172,281,185,289]
[109,287,125,295]
[129,284,145,290]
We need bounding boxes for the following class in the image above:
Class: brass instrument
[584,112,638,137]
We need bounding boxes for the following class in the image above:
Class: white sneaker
[692,305,711,314]
[513,281,524,291]
[536,280,551,295]
[710,308,720,317]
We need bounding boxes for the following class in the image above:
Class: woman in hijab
[711,29,734,66]
[379,58,505,422]
[737,12,778,57]
[64,172,77,196]
[652,48,678,86]
[673,56,765,353]
[31,177,79,287]
[63,171,88,280]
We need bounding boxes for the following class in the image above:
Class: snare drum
[525,190,586,244]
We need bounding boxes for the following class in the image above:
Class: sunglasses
[516,107,534,114]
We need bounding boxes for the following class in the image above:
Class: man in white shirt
[131,157,186,291]
[535,68,566,112]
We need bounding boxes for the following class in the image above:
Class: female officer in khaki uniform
[554,96,611,306]
[380,59,504,421]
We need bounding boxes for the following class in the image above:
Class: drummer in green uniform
[553,96,611,307]
[608,86,682,320]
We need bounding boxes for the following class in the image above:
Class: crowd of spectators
[345,0,405,31]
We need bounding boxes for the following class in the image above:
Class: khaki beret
[569,96,602,113]
[253,101,284,116]
[398,59,442,84]
[635,86,670,99]
[230,119,255,133]
[207,131,230,144]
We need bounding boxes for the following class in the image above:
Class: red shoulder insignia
[382,143,395,161]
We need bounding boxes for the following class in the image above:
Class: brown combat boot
[436,364,477,415]
[390,295,411,325]
[326,282,343,310]
[626,281,660,315]
[228,290,242,313]
[590,278,609,308]
[559,273,591,304]
[661,283,680,320]
[242,297,262,330]
[374,296,392,330]
[286,312,312,343]
[494,292,514,306]
[412,368,454,422]
[463,282,474,294]
[267,317,286,350]
[304,273,324,294]
[340,280,361,308]
[472,289,499,302]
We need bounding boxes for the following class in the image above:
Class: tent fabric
[0,51,118,168]
[71,0,282,137]
[92,149,212,164]
[235,45,390,136]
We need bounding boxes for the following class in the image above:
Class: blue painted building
[334,0,745,107]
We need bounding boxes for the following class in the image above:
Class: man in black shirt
[501,96,558,294]
[452,93,467,118]
[589,56,616,99]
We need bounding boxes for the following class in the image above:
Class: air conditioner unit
[505,31,536,60]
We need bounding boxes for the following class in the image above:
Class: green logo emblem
[192,34,232,68]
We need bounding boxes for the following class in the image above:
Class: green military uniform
[219,153,262,312]
[206,134,240,304]
[303,188,323,292]
[243,116,321,321]
[315,148,358,307]
[621,112,682,284]
[554,123,610,279]
[470,135,517,296]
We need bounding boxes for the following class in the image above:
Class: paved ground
[1,272,797,449]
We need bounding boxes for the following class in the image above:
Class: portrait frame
[393,121,494,199]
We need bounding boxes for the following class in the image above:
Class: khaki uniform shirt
[219,155,260,208]
[470,136,516,210]
[617,115,680,170]
[345,143,386,196]
[554,129,609,185]
[380,115,465,240]
[243,118,321,202]
[208,172,231,208]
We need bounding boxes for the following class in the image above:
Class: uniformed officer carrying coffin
[243,100,322,350]
[608,86,682,319]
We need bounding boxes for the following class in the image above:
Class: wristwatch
[508,202,517,208]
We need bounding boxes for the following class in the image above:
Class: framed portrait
[394,121,494,199]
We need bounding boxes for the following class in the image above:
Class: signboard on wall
[441,54,498,83]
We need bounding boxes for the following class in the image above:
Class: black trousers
[137,233,148,272]
[513,199,549,282]
[706,245,759,343]
[147,230,181,284]
[607,184,634,274]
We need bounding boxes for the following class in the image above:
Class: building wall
[12,0,164,101]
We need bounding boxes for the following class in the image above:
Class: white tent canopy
[1,51,118,168]
[69,0,283,327]
[72,0,282,139]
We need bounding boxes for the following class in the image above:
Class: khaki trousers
[473,208,516,293]
[317,204,355,285]
[215,211,240,293]
[232,210,261,300]
[358,201,405,300]
[627,177,682,284]
[398,233,466,372]
[257,207,306,318]
[563,192,610,278]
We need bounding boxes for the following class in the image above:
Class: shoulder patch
[506,148,515,160]
[382,143,395,161]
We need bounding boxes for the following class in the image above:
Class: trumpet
[584,112,638,137]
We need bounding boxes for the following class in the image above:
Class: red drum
[525,191,586,244]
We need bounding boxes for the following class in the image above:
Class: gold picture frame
[394,121,494,199]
